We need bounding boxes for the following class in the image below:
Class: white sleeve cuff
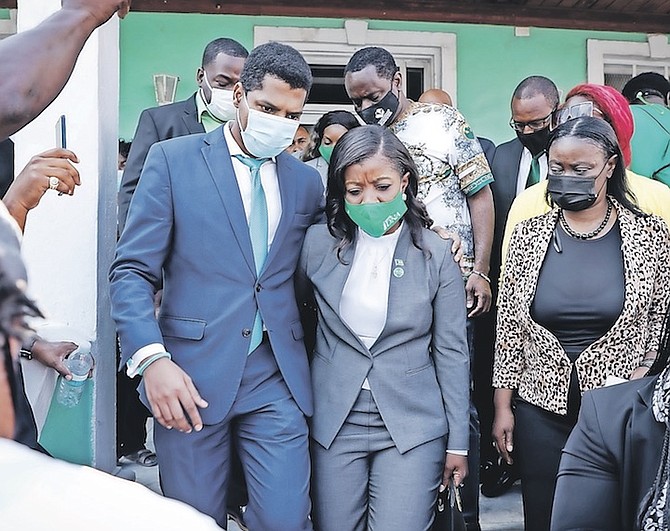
[447,449,468,456]
[127,343,166,377]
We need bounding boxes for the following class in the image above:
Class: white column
[12,0,118,472]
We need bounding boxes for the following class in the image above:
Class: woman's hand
[442,453,468,490]
[493,388,515,465]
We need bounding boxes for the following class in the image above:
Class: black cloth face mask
[516,126,551,157]
[358,89,400,126]
[547,164,608,211]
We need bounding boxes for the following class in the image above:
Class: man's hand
[63,0,131,24]
[432,226,463,264]
[465,273,491,317]
[143,357,208,434]
[31,339,78,379]
[442,453,468,490]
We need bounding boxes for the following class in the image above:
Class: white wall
[12,0,119,471]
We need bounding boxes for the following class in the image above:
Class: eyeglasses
[509,111,554,133]
[553,101,604,128]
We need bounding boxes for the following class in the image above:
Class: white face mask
[238,94,300,159]
[202,74,236,122]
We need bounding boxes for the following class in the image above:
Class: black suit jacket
[118,94,204,232]
[0,138,14,199]
[489,137,524,285]
[551,377,663,531]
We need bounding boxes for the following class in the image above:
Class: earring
[402,193,407,201]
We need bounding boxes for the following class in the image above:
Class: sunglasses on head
[552,101,604,129]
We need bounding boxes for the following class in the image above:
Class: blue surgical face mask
[238,94,300,159]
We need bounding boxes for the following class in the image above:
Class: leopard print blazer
[493,198,670,415]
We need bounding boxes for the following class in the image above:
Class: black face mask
[516,126,551,157]
[547,165,612,212]
[358,89,400,126]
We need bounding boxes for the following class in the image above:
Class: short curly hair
[344,47,398,80]
[240,42,312,93]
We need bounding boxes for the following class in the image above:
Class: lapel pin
[393,266,405,278]
[394,259,404,267]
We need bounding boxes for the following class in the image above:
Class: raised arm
[0,0,130,140]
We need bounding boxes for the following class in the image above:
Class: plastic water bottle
[56,341,93,408]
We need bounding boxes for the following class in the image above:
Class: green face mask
[318,143,334,164]
[344,190,408,238]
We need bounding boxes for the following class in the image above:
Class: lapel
[183,94,206,134]
[627,378,665,510]
[316,237,371,356]
[262,153,297,275]
[371,226,414,354]
[318,224,414,357]
[200,128,256,277]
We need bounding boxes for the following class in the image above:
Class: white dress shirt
[127,122,283,376]
[340,226,402,389]
[516,149,548,196]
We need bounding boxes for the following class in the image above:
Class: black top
[531,220,624,357]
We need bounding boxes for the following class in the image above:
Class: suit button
[242,328,252,337]
[255,284,262,292]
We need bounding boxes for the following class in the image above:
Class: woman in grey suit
[298,126,470,531]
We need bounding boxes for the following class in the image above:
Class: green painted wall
[120,13,658,145]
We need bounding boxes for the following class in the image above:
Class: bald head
[419,89,453,106]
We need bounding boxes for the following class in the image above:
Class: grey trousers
[311,389,446,531]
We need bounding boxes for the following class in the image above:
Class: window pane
[604,72,632,92]
[406,67,424,101]
[307,64,350,106]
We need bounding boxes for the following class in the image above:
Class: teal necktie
[233,154,269,354]
[525,153,543,188]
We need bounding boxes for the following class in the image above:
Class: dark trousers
[116,345,150,457]
[13,363,41,451]
[514,397,577,531]
[460,318,480,529]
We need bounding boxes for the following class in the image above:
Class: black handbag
[432,483,467,531]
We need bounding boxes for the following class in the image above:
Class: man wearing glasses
[481,75,559,499]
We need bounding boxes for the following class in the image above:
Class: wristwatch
[19,333,39,360]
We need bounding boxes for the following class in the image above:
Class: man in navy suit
[110,42,323,530]
[118,38,248,233]
[115,36,247,475]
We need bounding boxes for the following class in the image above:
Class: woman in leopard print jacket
[492,117,670,531]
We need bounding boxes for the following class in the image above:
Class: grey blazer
[298,223,470,454]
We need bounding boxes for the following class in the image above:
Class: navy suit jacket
[551,377,663,530]
[118,95,204,233]
[109,127,324,423]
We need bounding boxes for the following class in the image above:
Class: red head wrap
[565,84,633,167]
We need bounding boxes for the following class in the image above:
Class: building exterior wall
[119,12,660,145]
